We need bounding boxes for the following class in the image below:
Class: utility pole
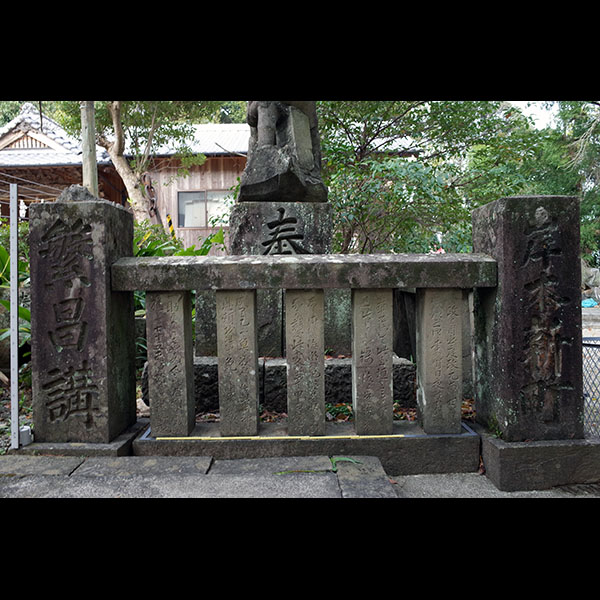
[80,101,99,197]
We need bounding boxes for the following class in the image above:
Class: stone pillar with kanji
[29,185,136,443]
[472,196,584,442]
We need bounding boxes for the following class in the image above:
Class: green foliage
[0,221,30,266]
[131,221,225,362]
[318,100,537,254]
[319,99,600,261]
[0,244,31,356]
[55,100,223,156]
[329,456,362,472]
[134,220,183,257]
[212,101,247,124]
[328,156,468,253]
[554,101,600,265]
[133,219,226,258]
[0,101,25,126]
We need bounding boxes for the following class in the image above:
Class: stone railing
[112,253,497,439]
[28,189,584,460]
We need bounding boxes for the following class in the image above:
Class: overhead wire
[0,175,60,224]
[0,170,63,193]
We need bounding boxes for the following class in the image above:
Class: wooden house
[0,103,127,211]
[0,103,249,255]
[146,122,248,251]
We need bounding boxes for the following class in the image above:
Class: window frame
[177,189,230,229]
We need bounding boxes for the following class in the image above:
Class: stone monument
[196,101,351,358]
[29,185,136,443]
[472,196,583,442]
[238,101,328,204]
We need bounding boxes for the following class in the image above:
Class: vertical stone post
[351,289,394,435]
[415,288,463,434]
[216,290,260,436]
[472,196,583,442]
[146,291,194,437]
[285,289,325,435]
[29,186,136,443]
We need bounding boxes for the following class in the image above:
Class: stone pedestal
[472,196,583,442]
[228,201,333,256]
[29,187,136,443]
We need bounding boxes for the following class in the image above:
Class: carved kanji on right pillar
[472,196,584,442]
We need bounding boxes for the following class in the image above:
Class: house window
[177,190,230,228]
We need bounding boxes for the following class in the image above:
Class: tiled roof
[0,102,80,152]
[153,123,250,156]
[0,149,101,167]
[0,104,249,168]
[0,103,112,167]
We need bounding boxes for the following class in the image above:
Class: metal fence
[583,338,600,438]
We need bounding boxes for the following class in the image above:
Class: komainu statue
[238,101,328,203]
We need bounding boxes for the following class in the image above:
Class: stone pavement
[1,454,598,498]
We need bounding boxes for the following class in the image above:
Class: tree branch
[108,101,125,155]
[140,102,158,173]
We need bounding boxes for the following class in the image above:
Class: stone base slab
[474,423,600,491]
[13,420,146,457]
[132,420,480,476]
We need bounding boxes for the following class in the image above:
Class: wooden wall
[0,165,127,219]
[149,156,246,254]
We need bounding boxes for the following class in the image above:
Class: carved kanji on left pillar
[29,186,136,443]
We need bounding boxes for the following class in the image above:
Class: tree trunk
[99,101,150,223]
[106,148,148,222]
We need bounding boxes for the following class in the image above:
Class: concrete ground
[1,454,598,498]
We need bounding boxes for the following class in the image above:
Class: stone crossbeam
[112,253,496,292]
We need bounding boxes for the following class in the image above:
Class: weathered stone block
[285,289,325,435]
[474,422,600,491]
[228,201,332,257]
[324,288,352,355]
[141,354,417,418]
[393,289,416,360]
[29,188,136,443]
[472,196,583,442]
[112,253,498,292]
[260,355,416,412]
[196,289,284,358]
[194,290,217,356]
[263,357,354,414]
[416,288,463,434]
[142,356,267,414]
[193,356,219,412]
[351,289,394,435]
[146,291,194,437]
[393,357,417,408]
[216,290,260,436]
